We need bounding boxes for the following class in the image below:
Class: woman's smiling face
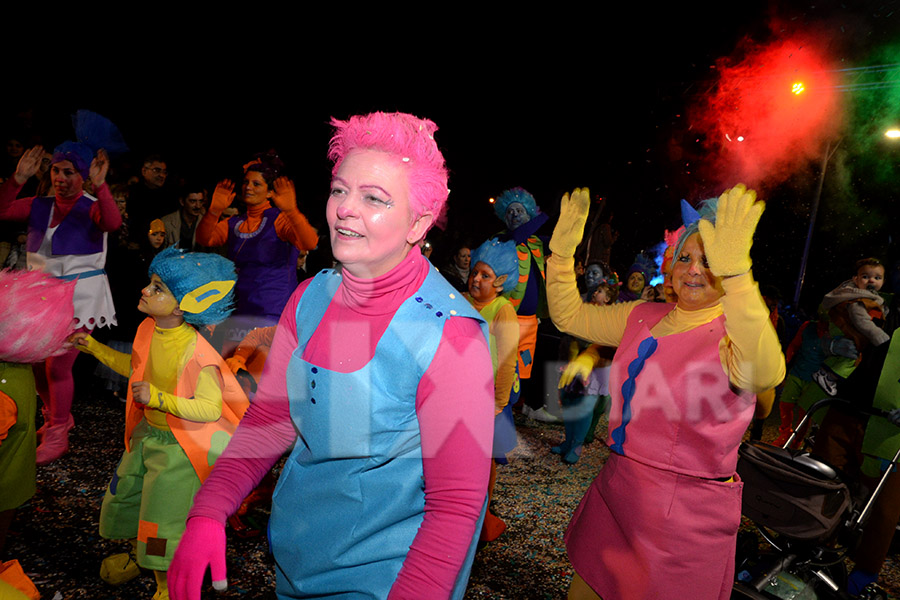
[326,149,431,279]
[242,171,273,205]
[671,233,723,311]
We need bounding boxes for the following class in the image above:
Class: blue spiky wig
[149,247,237,326]
[674,197,718,261]
[493,187,539,221]
[471,237,519,294]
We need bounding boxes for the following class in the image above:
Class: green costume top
[861,330,900,477]
[0,362,37,512]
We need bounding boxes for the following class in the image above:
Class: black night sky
[5,2,900,316]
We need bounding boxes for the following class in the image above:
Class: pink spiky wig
[0,270,76,363]
[328,112,449,230]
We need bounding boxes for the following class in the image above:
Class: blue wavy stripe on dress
[609,336,659,454]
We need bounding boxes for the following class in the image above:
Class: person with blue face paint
[494,187,557,423]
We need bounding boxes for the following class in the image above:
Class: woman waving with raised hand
[547,185,785,600]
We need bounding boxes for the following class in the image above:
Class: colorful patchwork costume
[76,248,248,589]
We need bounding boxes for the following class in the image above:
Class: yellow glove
[697,184,764,277]
[558,345,601,388]
[549,187,590,258]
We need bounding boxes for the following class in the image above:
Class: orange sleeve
[274,210,318,251]
[0,390,18,445]
[196,211,231,247]
[232,326,277,362]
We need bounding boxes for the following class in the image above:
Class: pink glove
[169,516,228,599]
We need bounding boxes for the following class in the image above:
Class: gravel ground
[6,393,900,599]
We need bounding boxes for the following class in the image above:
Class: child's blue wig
[471,237,519,294]
[493,187,539,222]
[674,197,718,261]
[149,247,237,326]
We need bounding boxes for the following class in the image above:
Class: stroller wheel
[856,583,887,600]
[734,530,759,570]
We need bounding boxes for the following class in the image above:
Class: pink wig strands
[328,112,449,227]
[0,270,76,363]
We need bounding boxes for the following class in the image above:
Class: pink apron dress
[566,302,754,600]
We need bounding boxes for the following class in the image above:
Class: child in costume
[770,320,858,446]
[554,280,617,464]
[0,269,76,600]
[812,257,889,396]
[72,247,249,600]
[465,237,520,541]
[616,254,653,303]
[583,276,620,445]
[147,219,167,252]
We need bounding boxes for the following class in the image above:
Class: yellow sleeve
[718,272,787,393]
[144,365,223,423]
[492,303,520,414]
[80,335,132,378]
[546,253,635,347]
[755,388,776,419]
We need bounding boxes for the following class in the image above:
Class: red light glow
[689,31,843,190]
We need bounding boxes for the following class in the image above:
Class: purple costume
[226,207,299,320]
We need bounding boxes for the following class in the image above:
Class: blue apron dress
[269,266,488,599]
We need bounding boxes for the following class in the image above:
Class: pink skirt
[566,453,742,600]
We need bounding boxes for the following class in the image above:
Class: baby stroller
[732,397,899,600]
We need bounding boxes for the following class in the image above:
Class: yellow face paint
[138,274,179,318]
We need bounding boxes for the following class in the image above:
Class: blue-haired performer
[465,238,520,541]
[494,188,554,421]
[72,247,250,600]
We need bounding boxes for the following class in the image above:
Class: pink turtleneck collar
[48,191,84,227]
[300,245,430,372]
[337,245,429,316]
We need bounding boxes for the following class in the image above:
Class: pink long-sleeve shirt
[188,246,494,599]
[0,179,122,232]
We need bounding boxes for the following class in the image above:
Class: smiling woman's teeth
[337,228,362,237]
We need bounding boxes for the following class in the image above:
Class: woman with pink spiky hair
[170,113,494,600]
